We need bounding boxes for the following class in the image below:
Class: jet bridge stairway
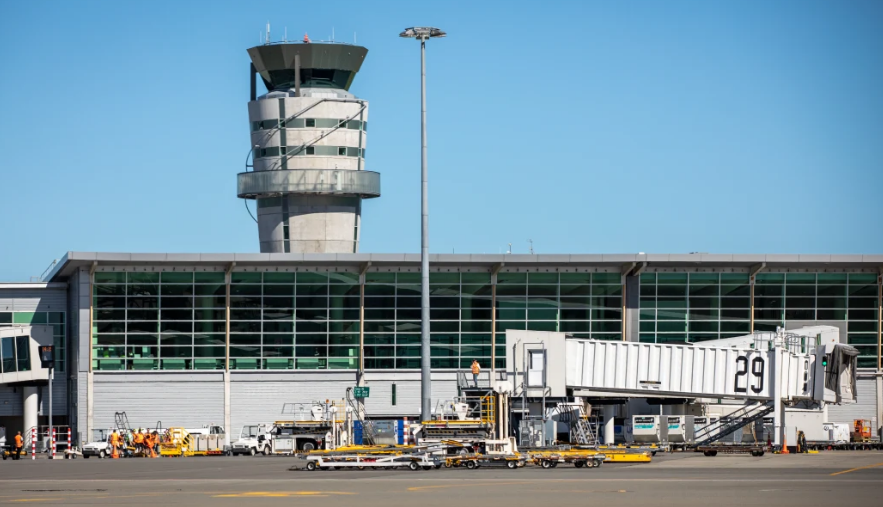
[346,388,377,445]
[693,402,775,446]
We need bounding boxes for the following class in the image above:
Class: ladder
[558,404,597,445]
[114,412,132,435]
[346,388,377,445]
[693,402,775,446]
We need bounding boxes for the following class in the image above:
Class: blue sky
[0,0,881,281]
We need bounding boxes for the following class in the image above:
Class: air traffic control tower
[238,40,380,253]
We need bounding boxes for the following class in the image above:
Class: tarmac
[0,451,881,506]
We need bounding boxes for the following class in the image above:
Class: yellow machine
[159,428,224,457]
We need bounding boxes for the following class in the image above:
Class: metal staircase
[694,402,775,446]
[346,388,377,445]
[114,412,132,434]
[557,404,598,446]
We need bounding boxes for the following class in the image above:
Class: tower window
[338,147,347,156]
[305,118,316,128]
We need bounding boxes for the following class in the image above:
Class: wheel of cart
[305,461,317,471]
[506,460,517,469]
[465,460,476,470]
[703,450,718,457]
[408,461,420,471]
[541,459,553,469]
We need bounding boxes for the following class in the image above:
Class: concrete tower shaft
[238,42,380,254]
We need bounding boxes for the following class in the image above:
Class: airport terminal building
[1,39,880,444]
[1,253,881,443]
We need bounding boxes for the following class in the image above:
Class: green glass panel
[0,313,10,324]
[657,309,687,321]
[657,273,688,283]
[817,273,848,284]
[786,285,815,296]
[639,298,656,309]
[94,272,126,283]
[528,273,558,283]
[592,321,622,332]
[720,285,750,296]
[195,272,226,283]
[848,297,876,309]
[639,334,656,343]
[429,272,459,283]
[690,273,719,283]
[365,272,395,283]
[786,273,816,284]
[689,321,718,332]
[657,285,686,297]
[13,312,37,324]
[496,321,526,331]
[526,321,557,332]
[640,273,656,283]
[755,273,784,284]
[640,321,655,332]
[48,312,65,324]
[656,299,687,309]
[849,285,878,296]
[553,272,588,284]
[848,321,878,333]
[128,272,159,283]
[232,272,262,283]
[592,285,622,296]
[591,273,620,284]
[396,272,421,283]
[461,334,491,344]
[559,321,590,332]
[689,284,719,296]
[297,272,329,284]
[848,273,878,284]
[754,285,783,296]
[460,273,491,283]
[328,272,359,284]
[720,273,750,283]
[657,321,687,332]
[497,272,527,284]
[527,309,558,320]
[816,309,847,320]
[657,334,687,343]
[161,272,193,283]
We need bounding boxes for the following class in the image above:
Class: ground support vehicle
[533,446,652,464]
[529,452,606,469]
[159,428,224,457]
[298,452,443,471]
[803,440,883,451]
[696,444,767,457]
[444,453,525,470]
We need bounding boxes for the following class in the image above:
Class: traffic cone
[112,445,119,459]
[781,434,790,454]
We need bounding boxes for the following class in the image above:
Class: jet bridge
[502,327,858,447]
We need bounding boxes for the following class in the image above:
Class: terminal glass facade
[639,271,880,368]
[91,269,624,371]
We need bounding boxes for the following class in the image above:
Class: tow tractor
[233,401,347,455]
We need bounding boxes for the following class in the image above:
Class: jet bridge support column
[603,405,615,445]
[772,347,785,447]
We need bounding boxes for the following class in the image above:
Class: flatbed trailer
[444,453,525,469]
[529,452,607,469]
[804,441,883,451]
[299,453,443,471]
[695,444,767,457]
[529,447,652,464]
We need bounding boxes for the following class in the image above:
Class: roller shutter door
[827,378,877,423]
[230,380,349,433]
[93,378,223,431]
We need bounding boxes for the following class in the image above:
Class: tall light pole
[400,26,445,423]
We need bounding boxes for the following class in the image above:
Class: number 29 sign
[734,355,765,394]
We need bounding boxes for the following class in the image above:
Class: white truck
[231,422,335,456]
[82,430,114,459]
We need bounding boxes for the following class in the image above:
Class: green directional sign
[354,387,370,398]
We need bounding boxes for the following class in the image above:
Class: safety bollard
[52,429,56,459]
[67,428,72,456]
[404,417,409,445]
[31,427,36,460]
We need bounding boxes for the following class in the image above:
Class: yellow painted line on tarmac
[830,462,883,476]
[212,491,355,498]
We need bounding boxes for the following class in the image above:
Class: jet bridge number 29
[734,356,764,394]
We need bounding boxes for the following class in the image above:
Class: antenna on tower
[507,243,512,254]
[528,239,534,255]
[266,22,270,44]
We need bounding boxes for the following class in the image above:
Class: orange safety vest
[133,433,144,444]
[111,434,120,446]
[471,362,480,374]
[14,435,23,447]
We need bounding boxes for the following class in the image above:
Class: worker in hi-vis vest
[471,359,481,387]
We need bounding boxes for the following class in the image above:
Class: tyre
[262,447,270,456]
[249,447,256,456]
[423,466,432,471]
[465,460,476,470]
[444,462,452,468]
[83,455,90,459]
[409,461,419,471]
[574,461,584,468]
[99,450,106,459]
[434,464,442,469]
[301,442,316,452]
[506,460,517,469]
[551,461,558,468]
[305,461,316,471]
[594,460,603,468]
[541,460,552,469]
[703,450,713,457]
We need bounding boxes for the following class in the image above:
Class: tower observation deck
[239,41,380,253]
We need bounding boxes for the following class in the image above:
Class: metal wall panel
[827,378,878,424]
[230,380,349,433]
[39,379,67,416]
[93,376,223,431]
[0,386,21,416]
[0,289,67,312]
